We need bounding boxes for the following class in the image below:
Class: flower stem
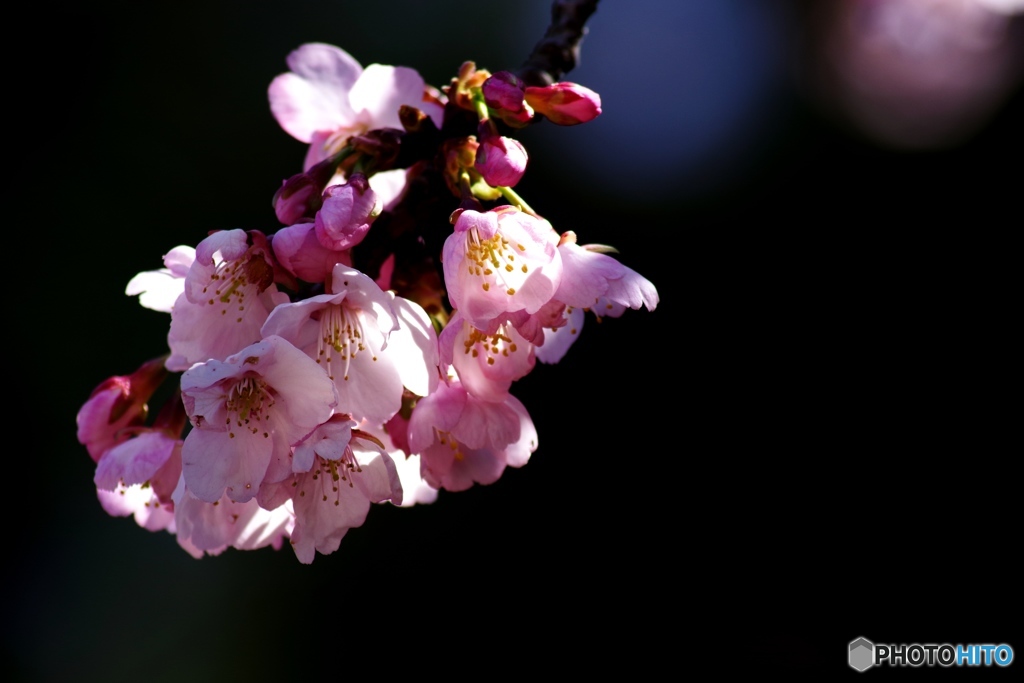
[499,186,538,216]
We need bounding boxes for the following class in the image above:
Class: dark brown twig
[516,0,600,87]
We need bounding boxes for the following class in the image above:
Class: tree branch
[516,0,600,87]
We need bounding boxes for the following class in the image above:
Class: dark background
[8,0,1021,678]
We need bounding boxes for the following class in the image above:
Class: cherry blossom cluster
[76,42,658,564]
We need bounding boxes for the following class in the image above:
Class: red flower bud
[524,82,602,125]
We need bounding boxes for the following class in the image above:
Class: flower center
[224,377,274,438]
[295,449,363,506]
[322,124,369,159]
[435,428,465,461]
[463,324,519,366]
[317,304,377,381]
[464,229,529,296]
[202,255,265,324]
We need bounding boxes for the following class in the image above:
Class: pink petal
[349,64,428,130]
[271,222,352,285]
[269,43,363,142]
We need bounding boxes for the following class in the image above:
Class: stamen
[224,376,275,438]
[462,324,519,368]
[463,227,531,299]
[199,254,256,325]
[296,446,365,509]
[317,303,371,382]
[435,428,465,461]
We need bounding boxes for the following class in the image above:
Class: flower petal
[269,43,363,142]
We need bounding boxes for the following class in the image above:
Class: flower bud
[482,71,534,128]
[474,124,528,188]
[314,173,382,250]
[76,356,170,462]
[272,154,342,225]
[524,82,602,125]
[483,71,526,112]
[439,136,500,202]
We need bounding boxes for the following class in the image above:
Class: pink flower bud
[272,154,342,225]
[76,356,170,462]
[524,82,602,125]
[474,126,528,188]
[482,71,535,128]
[314,173,383,251]
[273,174,320,226]
[482,71,526,112]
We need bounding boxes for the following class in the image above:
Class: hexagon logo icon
[849,637,875,672]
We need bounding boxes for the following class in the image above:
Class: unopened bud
[482,71,526,112]
[524,82,602,125]
[76,356,170,462]
[272,153,344,225]
[474,124,528,188]
[314,173,383,250]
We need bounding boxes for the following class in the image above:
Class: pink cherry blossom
[125,245,195,313]
[173,478,294,557]
[76,36,665,565]
[167,229,290,372]
[385,293,441,399]
[530,233,658,364]
[534,304,585,365]
[97,482,177,534]
[94,429,182,534]
[86,370,187,542]
[366,166,420,213]
[94,432,180,508]
[179,335,338,504]
[268,42,444,172]
[407,380,538,492]
[553,233,659,313]
[91,392,187,536]
[498,301,568,346]
[256,416,402,563]
[439,311,535,403]
[260,264,436,425]
[390,450,438,507]
[377,418,438,507]
[442,205,562,330]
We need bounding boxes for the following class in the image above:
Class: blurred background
[9,0,1022,678]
